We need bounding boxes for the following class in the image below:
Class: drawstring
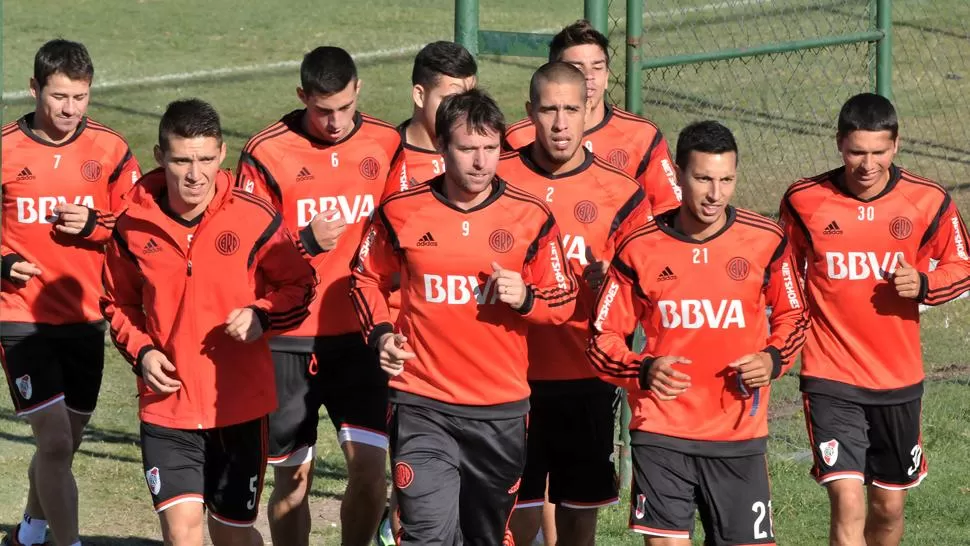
[736,374,760,416]
[308,354,319,376]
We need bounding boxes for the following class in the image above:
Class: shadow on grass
[0,408,143,465]
[0,525,163,546]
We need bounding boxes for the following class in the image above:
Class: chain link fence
[606,0,970,215]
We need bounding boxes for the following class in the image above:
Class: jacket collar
[125,168,234,222]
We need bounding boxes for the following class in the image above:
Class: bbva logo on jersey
[424,274,503,305]
[562,234,589,265]
[296,195,375,227]
[658,299,746,329]
[16,196,95,224]
[825,251,904,280]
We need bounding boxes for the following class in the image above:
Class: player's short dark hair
[301,46,357,97]
[412,41,477,88]
[158,99,223,152]
[33,39,94,89]
[675,120,739,170]
[435,89,506,150]
[837,93,898,140]
[549,20,610,65]
[529,62,587,107]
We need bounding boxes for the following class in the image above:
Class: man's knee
[28,407,74,463]
[271,461,314,505]
[868,490,906,526]
[67,411,91,452]
[344,443,387,491]
[159,503,205,546]
[556,506,598,546]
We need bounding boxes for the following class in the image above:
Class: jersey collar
[518,146,594,180]
[655,205,737,244]
[18,113,87,148]
[397,118,438,154]
[429,174,506,214]
[584,103,614,136]
[831,164,902,203]
[285,109,364,148]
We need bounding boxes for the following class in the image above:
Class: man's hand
[490,262,528,310]
[728,352,774,391]
[51,203,92,235]
[309,209,348,251]
[141,349,182,394]
[644,356,692,401]
[225,307,264,342]
[7,261,42,287]
[891,256,921,299]
[378,333,416,376]
[582,247,609,292]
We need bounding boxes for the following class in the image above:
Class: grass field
[3,0,970,544]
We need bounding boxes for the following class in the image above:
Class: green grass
[3,0,970,543]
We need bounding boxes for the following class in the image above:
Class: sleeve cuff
[916,272,929,303]
[764,346,784,379]
[248,305,271,333]
[299,225,327,257]
[77,207,99,238]
[637,357,657,390]
[515,285,536,315]
[1,253,25,281]
[367,323,395,353]
[134,345,156,376]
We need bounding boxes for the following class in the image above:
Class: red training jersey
[235,110,401,347]
[780,165,970,404]
[588,207,809,456]
[1,115,140,329]
[504,105,680,215]
[101,169,316,429]
[497,147,643,382]
[350,176,579,417]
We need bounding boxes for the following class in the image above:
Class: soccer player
[350,89,579,545]
[588,120,809,546]
[505,19,680,215]
[101,99,315,545]
[234,46,400,546]
[1,39,141,546]
[779,93,970,546]
[392,40,477,190]
[500,62,643,546]
[377,40,479,544]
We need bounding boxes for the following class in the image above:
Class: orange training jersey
[389,119,446,192]
[588,208,809,456]
[350,176,579,417]
[498,147,643,382]
[780,165,970,404]
[1,114,141,329]
[235,110,401,346]
[504,105,680,214]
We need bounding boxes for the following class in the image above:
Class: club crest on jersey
[394,462,414,489]
[215,231,240,256]
[890,216,913,240]
[607,148,630,169]
[574,200,599,224]
[359,157,380,180]
[146,467,161,495]
[726,257,750,281]
[489,229,514,253]
[635,494,647,519]
[81,160,103,182]
[15,375,32,400]
[819,439,839,466]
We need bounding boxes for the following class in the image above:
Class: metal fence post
[626,0,644,114]
[585,0,609,35]
[875,0,893,100]
[455,0,480,57]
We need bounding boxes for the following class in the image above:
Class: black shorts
[803,393,926,489]
[516,380,619,510]
[390,402,526,546]
[0,324,105,416]
[630,445,776,546]
[267,333,388,465]
[140,417,268,526]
